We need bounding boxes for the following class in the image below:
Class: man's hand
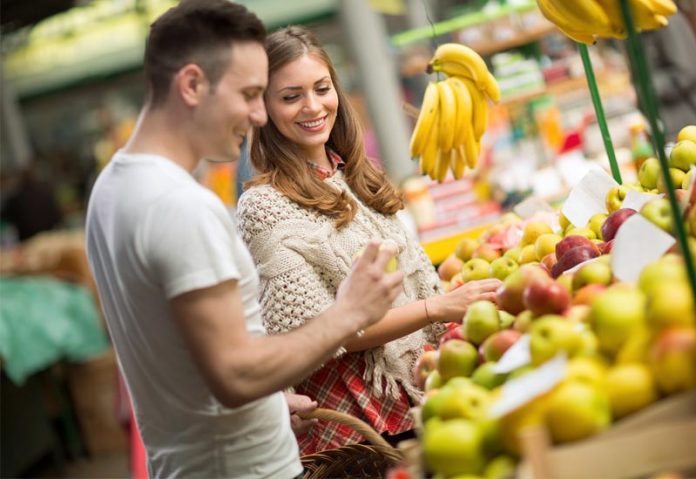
[430,278,502,323]
[335,240,404,331]
[284,392,318,436]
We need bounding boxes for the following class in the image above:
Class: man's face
[197,41,268,163]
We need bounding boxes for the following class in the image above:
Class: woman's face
[265,53,339,159]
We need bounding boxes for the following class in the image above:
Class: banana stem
[619,0,696,304]
[578,43,622,184]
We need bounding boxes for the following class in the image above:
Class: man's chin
[204,151,239,164]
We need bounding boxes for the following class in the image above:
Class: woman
[236,26,500,454]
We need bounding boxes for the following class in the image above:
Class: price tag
[492,334,531,374]
[611,215,676,283]
[622,190,662,212]
[561,169,618,228]
[490,354,567,418]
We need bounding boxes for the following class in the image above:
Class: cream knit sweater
[236,172,445,401]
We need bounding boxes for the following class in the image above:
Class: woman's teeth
[298,118,324,128]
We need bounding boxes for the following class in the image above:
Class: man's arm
[170,241,403,408]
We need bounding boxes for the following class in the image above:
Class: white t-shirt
[86,152,302,479]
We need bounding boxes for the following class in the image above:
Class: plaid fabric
[294,352,415,455]
[306,148,345,180]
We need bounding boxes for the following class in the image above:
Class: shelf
[470,24,558,57]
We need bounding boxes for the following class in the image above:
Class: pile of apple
[413,126,696,479]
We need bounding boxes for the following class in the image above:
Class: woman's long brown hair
[246,26,403,228]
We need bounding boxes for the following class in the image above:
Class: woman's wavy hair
[246,26,403,228]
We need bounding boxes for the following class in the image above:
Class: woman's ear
[176,64,208,107]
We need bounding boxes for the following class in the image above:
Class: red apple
[481,329,523,362]
[438,255,465,281]
[540,253,558,274]
[573,283,608,305]
[413,349,440,389]
[551,245,601,278]
[523,278,571,315]
[439,324,466,346]
[555,235,597,260]
[599,240,614,255]
[601,208,637,242]
[649,326,696,395]
[496,264,549,315]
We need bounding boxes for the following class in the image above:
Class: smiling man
[84,1,404,477]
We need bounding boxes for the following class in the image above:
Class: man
[85,1,403,478]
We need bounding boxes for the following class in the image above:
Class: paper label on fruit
[611,215,676,283]
[683,166,696,212]
[492,334,531,373]
[490,354,567,418]
[561,169,618,228]
[514,196,555,220]
[621,190,662,212]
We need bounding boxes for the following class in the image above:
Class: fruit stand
[399,1,696,477]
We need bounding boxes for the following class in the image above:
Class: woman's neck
[303,145,331,169]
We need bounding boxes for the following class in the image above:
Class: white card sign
[561,169,618,228]
[492,334,531,374]
[622,190,662,212]
[611,215,676,283]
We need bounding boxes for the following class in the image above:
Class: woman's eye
[317,86,331,95]
[283,95,300,102]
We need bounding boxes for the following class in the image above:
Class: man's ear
[176,64,208,107]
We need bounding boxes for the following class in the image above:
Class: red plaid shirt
[293,149,416,455]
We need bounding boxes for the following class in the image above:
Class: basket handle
[298,408,395,451]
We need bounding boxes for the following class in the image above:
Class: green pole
[578,43,622,184]
[619,0,696,303]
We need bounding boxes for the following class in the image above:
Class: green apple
[545,381,611,443]
[456,238,480,262]
[638,256,687,295]
[499,310,516,329]
[483,455,517,479]
[640,197,675,233]
[638,157,661,190]
[605,185,629,212]
[517,244,539,264]
[438,339,479,381]
[463,300,501,345]
[422,388,449,422]
[669,139,696,171]
[590,285,647,356]
[564,227,597,240]
[425,369,444,391]
[503,246,522,261]
[521,221,554,246]
[649,326,696,395]
[423,418,485,477]
[471,362,508,390]
[657,168,687,193]
[605,363,657,419]
[489,256,519,280]
[678,125,696,142]
[587,213,609,240]
[645,280,696,329]
[439,381,492,421]
[534,233,563,261]
[572,260,613,291]
[529,315,582,366]
[683,169,695,190]
[559,211,572,231]
[462,258,491,283]
[565,357,606,389]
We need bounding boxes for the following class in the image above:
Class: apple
[499,310,516,329]
[555,235,598,260]
[438,255,464,281]
[483,455,517,479]
[439,324,467,346]
[649,326,696,395]
[645,280,696,330]
[534,233,563,261]
[640,198,675,233]
[551,245,601,278]
[463,300,501,345]
[425,369,444,391]
[606,185,630,212]
[521,221,554,246]
[473,243,502,262]
[605,363,657,419]
[638,157,661,190]
[540,252,558,274]
[565,357,606,389]
[513,310,534,333]
[496,264,549,315]
[503,246,522,261]
[559,212,572,231]
[564,227,597,240]
[421,388,448,422]
[423,418,485,477]
[489,256,519,280]
[682,169,695,190]
[471,362,508,390]
[439,381,492,421]
[413,349,440,389]
[600,208,638,242]
[499,395,548,455]
[517,244,538,264]
[556,272,574,295]
[481,329,522,362]
[587,213,609,240]
[657,167,687,193]
[450,272,465,290]
[545,381,611,443]
[461,258,491,283]
[438,339,479,381]
[529,315,582,366]
[677,125,696,143]
[572,283,608,305]
[572,260,613,291]
[669,139,696,171]
[455,238,480,262]
[523,278,571,316]
[638,256,687,295]
[599,239,614,254]
[564,304,592,324]
[590,285,647,356]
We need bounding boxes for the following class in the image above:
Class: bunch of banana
[536,0,677,45]
[410,43,500,182]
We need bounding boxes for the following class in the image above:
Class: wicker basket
[299,408,405,479]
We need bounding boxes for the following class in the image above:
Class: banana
[642,0,676,16]
[409,81,439,158]
[559,27,597,45]
[420,119,440,177]
[430,43,489,90]
[630,0,670,30]
[434,148,449,183]
[445,77,472,147]
[436,81,457,152]
[459,77,488,141]
[537,0,614,37]
[594,0,628,38]
[450,145,467,180]
[483,71,501,103]
[463,134,480,169]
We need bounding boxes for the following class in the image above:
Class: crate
[67,349,128,456]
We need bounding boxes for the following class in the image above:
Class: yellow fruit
[605,363,657,419]
[677,125,696,143]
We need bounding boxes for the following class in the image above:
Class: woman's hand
[429,278,502,324]
[284,392,318,436]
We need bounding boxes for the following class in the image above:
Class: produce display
[410,125,696,478]
[409,44,500,182]
[535,0,677,44]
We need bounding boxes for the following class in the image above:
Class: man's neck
[123,106,199,173]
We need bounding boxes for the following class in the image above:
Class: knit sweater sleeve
[236,186,348,355]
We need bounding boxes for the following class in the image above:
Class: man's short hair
[144,0,266,106]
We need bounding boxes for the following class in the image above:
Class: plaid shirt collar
[307,148,345,180]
